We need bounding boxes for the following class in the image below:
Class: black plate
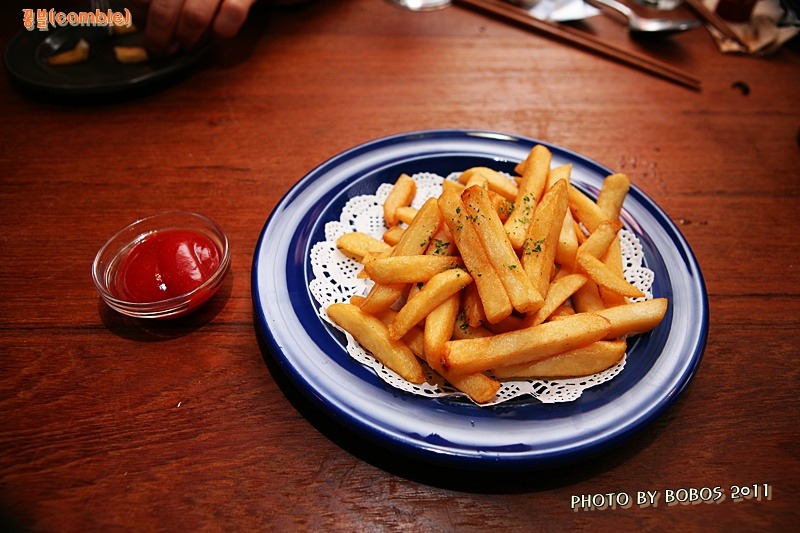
[4,12,209,100]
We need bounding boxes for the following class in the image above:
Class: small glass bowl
[92,211,231,319]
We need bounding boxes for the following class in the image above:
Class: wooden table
[1,0,798,529]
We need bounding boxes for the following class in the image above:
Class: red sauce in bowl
[114,229,221,303]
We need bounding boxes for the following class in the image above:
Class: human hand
[128,0,258,55]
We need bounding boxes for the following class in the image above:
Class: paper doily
[309,172,654,406]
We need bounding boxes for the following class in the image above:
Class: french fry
[593,298,668,339]
[546,165,579,268]
[373,307,427,355]
[522,144,552,188]
[406,281,423,303]
[493,340,626,378]
[550,263,571,282]
[396,206,418,225]
[575,220,630,305]
[424,294,461,364]
[364,255,464,284]
[390,197,441,256]
[459,167,519,201]
[361,197,440,313]
[514,143,549,180]
[382,226,405,246]
[461,282,486,327]
[462,185,543,314]
[599,236,628,307]
[337,231,392,261]
[361,249,392,265]
[441,179,466,195]
[596,173,630,220]
[112,22,139,36]
[447,373,501,404]
[484,314,525,334]
[48,38,90,66]
[523,273,587,327]
[441,312,612,376]
[521,179,569,298]
[438,188,513,324]
[592,175,629,302]
[557,209,580,269]
[383,174,416,226]
[463,172,488,189]
[550,304,576,319]
[427,225,455,256]
[576,220,623,259]
[577,253,645,299]
[573,218,588,244]
[401,325,426,359]
[389,268,473,340]
[371,311,448,393]
[571,277,606,313]
[546,163,571,190]
[504,145,551,249]
[349,295,367,306]
[568,185,607,233]
[492,193,515,222]
[411,225,458,299]
[113,46,149,64]
[327,303,425,384]
[421,295,501,404]
[360,283,409,314]
[356,250,383,279]
[452,319,494,339]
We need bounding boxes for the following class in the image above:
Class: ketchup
[115,229,221,303]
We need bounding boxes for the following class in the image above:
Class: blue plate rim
[252,129,708,470]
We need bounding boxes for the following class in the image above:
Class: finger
[175,0,218,49]
[125,0,150,22]
[146,0,184,54]
[212,0,255,39]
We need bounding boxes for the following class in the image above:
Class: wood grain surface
[1,0,798,530]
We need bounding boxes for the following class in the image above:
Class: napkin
[703,0,799,54]
[511,0,602,21]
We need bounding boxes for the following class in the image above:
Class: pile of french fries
[327,145,667,404]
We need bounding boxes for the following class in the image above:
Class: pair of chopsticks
[453,0,702,91]
[683,0,749,49]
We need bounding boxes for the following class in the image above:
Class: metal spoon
[585,0,700,34]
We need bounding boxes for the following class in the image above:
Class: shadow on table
[255,321,686,494]
[98,269,233,341]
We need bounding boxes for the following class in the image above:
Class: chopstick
[683,0,749,49]
[453,0,702,91]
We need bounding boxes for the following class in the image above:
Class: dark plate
[252,129,708,471]
[4,8,209,99]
